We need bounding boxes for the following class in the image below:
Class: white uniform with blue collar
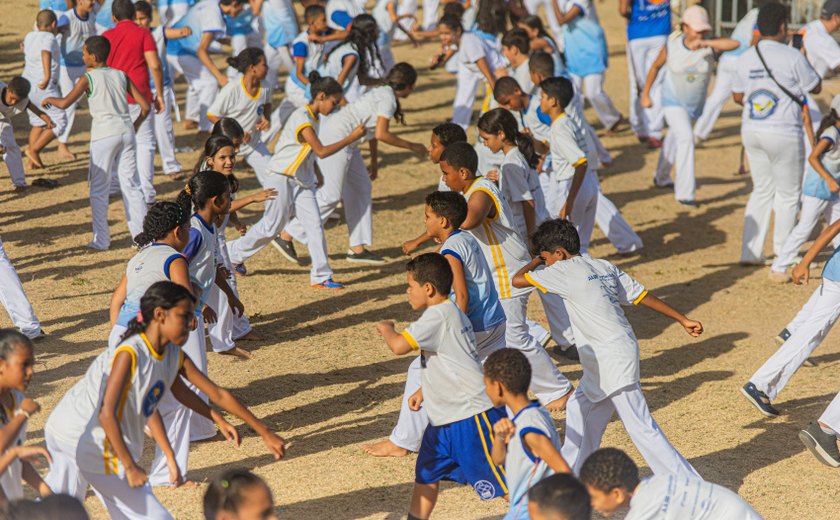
[0,390,28,500]
[452,31,506,128]
[321,41,369,102]
[44,333,183,519]
[57,6,98,146]
[624,474,762,520]
[326,0,365,30]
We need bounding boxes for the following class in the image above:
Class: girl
[227,73,366,289]
[207,48,273,184]
[224,3,263,81]
[0,330,50,502]
[770,96,840,281]
[641,6,737,206]
[203,469,276,520]
[43,282,286,519]
[478,108,549,241]
[518,15,564,76]
[373,0,414,72]
[278,64,428,266]
[321,14,383,103]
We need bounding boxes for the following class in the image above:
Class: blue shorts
[415,407,508,501]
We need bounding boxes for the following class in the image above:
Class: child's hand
[40,114,55,129]
[203,305,218,324]
[681,318,703,337]
[493,418,516,444]
[375,320,396,336]
[559,201,574,220]
[829,179,840,193]
[167,456,184,487]
[485,168,500,183]
[408,388,423,410]
[125,464,148,488]
[20,398,40,416]
[217,264,231,279]
[243,130,252,144]
[262,431,287,460]
[402,238,421,255]
[213,413,241,446]
[0,145,5,154]
[255,116,270,131]
[11,445,52,465]
[176,27,192,38]
[350,123,366,141]
[40,98,54,109]
[792,263,810,285]
[309,32,322,42]
[409,142,428,157]
[251,188,277,203]
[38,79,49,90]
[640,92,653,109]
[234,221,248,235]
[229,296,245,317]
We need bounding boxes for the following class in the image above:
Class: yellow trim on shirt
[572,157,588,167]
[284,144,313,176]
[524,272,548,293]
[633,289,649,306]
[104,345,137,475]
[294,122,313,143]
[471,187,501,222]
[306,104,319,122]
[241,76,261,101]
[141,332,164,361]
[178,349,185,371]
[482,221,511,299]
[401,331,419,350]
[475,414,509,494]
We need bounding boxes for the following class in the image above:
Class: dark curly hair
[579,448,640,493]
[483,348,532,394]
[133,201,190,248]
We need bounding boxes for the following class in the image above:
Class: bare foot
[237,330,263,341]
[362,439,410,457]
[24,149,43,169]
[57,144,76,161]
[183,119,198,130]
[173,479,197,489]
[545,389,574,413]
[218,346,252,359]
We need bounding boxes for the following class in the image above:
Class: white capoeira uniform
[44,333,182,519]
[208,209,253,352]
[150,26,183,176]
[0,82,30,189]
[23,30,68,139]
[625,474,763,519]
[0,236,40,338]
[57,6,98,147]
[451,31,506,129]
[0,390,29,501]
[526,256,699,477]
[262,0,298,90]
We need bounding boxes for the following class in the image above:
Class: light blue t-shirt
[40,0,67,10]
[440,230,506,333]
[725,8,758,58]
[264,0,298,47]
[561,0,608,77]
[166,0,227,56]
[822,247,840,282]
[803,127,840,201]
[627,0,671,41]
[96,0,115,30]
[225,3,255,36]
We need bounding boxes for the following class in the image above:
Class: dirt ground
[1,1,839,518]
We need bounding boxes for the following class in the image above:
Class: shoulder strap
[755,42,805,108]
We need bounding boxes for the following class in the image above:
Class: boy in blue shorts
[376,253,507,518]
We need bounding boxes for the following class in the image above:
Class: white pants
[571,73,621,130]
[452,68,485,129]
[751,280,840,401]
[284,144,374,250]
[421,0,440,30]
[0,122,25,188]
[500,295,573,404]
[89,133,148,249]
[182,317,216,440]
[655,105,697,202]
[523,0,563,41]
[154,86,183,174]
[595,187,643,254]
[538,290,575,348]
[208,230,252,352]
[27,86,68,137]
[627,36,666,140]
[167,54,219,132]
[58,64,87,144]
[229,175,333,284]
[44,432,172,520]
[693,54,737,141]
[561,383,699,477]
[242,142,272,184]
[555,172,598,254]
[741,131,804,263]
[583,117,613,167]
[771,196,840,273]
[0,236,40,337]
[130,104,157,204]
[389,323,506,452]
[265,44,294,93]
[819,391,840,433]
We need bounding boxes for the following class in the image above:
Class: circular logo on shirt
[474,480,496,500]
[142,380,166,418]
[748,89,779,120]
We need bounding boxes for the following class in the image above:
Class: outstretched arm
[637,293,703,337]
[300,124,366,159]
[375,321,414,355]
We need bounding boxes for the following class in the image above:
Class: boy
[528,474,592,520]
[365,191,507,458]
[484,348,571,519]
[502,28,534,94]
[375,253,507,518]
[22,10,67,170]
[0,78,54,191]
[579,448,761,519]
[513,219,701,476]
[0,237,42,340]
[43,36,149,250]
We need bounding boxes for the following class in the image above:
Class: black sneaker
[775,328,791,345]
[346,249,386,265]
[740,382,780,417]
[799,422,840,467]
[560,345,580,361]
[271,237,299,264]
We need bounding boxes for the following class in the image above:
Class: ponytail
[133,201,190,248]
[211,117,246,144]
[816,108,839,141]
[477,108,539,168]
[120,281,196,343]
[385,63,417,125]
[308,71,343,98]
[226,47,265,75]
[177,170,230,212]
[203,469,270,520]
[326,14,382,87]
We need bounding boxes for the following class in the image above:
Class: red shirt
[103,20,156,104]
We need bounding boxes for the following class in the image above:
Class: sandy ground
[2,1,839,519]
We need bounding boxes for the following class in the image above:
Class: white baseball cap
[682,5,712,32]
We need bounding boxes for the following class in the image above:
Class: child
[0,78,54,191]
[278,63,427,266]
[0,234,42,340]
[439,142,574,410]
[22,10,67,169]
[207,48,272,182]
[321,14,383,103]
[769,96,840,281]
[743,217,840,417]
[501,28,534,94]
[203,469,276,520]
[580,448,761,519]
[484,348,571,519]
[518,16,563,76]
[261,0,299,95]
[373,0,414,72]
[0,330,51,501]
[42,36,149,251]
[43,281,286,518]
[641,6,738,206]
[375,253,508,516]
[527,473,592,520]
[227,73,365,289]
[364,191,507,457]
[513,219,702,476]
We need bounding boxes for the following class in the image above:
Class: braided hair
[326,14,383,87]
[133,201,190,248]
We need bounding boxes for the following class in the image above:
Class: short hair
[432,122,467,147]
[84,35,110,63]
[111,0,136,21]
[493,76,522,102]
[757,3,788,36]
[531,219,580,255]
[442,1,465,19]
[541,76,574,109]
[529,51,555,77]
[501,28,530,54]
[528,474,592,520]
[7,77,31,98]
[438,14,463,31]
[484,349,531,395]
[440,142,478,175]
[36,9,57,29]
[406,253,453,295]
[579,448,640,493]
[304,3,325,22]
[425,191,468,229]
[134,0,152,17]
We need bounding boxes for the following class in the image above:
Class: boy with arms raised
[376,253,507,518]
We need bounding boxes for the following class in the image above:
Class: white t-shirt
[499,148,548,240]
[86,67,133,141]
[512,59,534,94]
[207,77,271,155]
[268,105,319,188]
[506,402,563,516]
[324,85,397,142]
[626,475,763,520]
[0,82,30,123]
[322,41,360,93]
[732,40,820,135]
[549,113,589,181]
[801,19,840,80]
[401,300,493,426]
[458,31,506,74]
[23,31,60,92]
[58,6,98,66]
[660,32,715,119]
[526,256,646,401]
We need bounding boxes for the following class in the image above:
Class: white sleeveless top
[117,244,186,327]
[0,390,27,500]
[185,213,217,311]
[267,105,319,188]
[86,67,134,141]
